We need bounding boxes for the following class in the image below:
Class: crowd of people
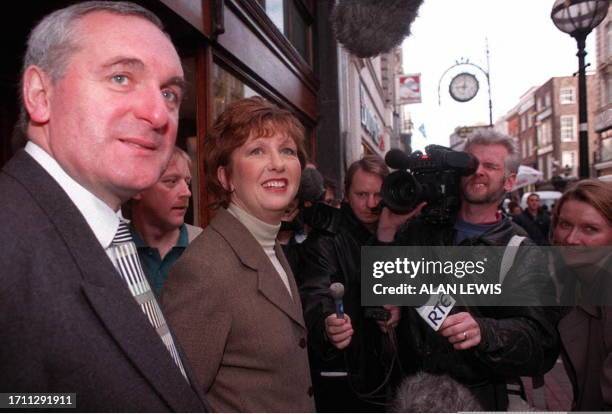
[0,1,610,413]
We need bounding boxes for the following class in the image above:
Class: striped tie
[109,220,188,381]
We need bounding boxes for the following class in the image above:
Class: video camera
[381,145,478,225]
[301,202,342,234]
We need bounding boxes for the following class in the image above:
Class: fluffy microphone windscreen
[332,0,424,58]
[298,167,325,203]
[391,372,483,413]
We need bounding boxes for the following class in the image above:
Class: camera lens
[381,170,422,213]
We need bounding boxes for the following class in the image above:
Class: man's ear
[217,166,233,191]
[23,66,52,124]
[504,172,517,192]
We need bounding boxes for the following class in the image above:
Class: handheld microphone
[416,293,455,331]
[329,282,345,319]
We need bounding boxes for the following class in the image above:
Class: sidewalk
[524,358,573,411]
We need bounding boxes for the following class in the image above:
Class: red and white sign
[398,73,422,105]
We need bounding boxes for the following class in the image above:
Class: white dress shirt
[25,142,121,259]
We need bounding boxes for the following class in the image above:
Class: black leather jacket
[298,203,394,396]
[395,216,561,410]
[512,209,551,245]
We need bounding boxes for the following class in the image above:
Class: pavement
[523,358,573,411]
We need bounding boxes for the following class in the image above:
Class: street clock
[449,72,479,102]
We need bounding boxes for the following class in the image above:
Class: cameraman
[377,130,560,410]
[298,155,418,412]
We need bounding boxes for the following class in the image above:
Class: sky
[401,0,597,151]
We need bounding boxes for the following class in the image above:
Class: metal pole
[575,33,589,179]
[486,38,493,126]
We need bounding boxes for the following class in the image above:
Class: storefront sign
[397,73,422,105]
[360,84,384,149]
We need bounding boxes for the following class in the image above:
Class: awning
[512,165,543,191]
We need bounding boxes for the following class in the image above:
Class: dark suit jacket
[162,208,315,412]
[0,151,208,412]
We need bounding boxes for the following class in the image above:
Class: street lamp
[551,0,608,179]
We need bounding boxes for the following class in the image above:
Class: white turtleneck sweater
[227,203,293,298]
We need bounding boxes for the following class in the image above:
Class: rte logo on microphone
[416,294,456,331]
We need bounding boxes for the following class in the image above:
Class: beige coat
[162,209,314,412]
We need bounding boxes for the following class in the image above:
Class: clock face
[449,72,479,102]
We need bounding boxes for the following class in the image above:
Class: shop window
[212,64,258,120]
[287,1,309,62]
[259,0,312,64]
[262,0,284,33]
[175,55,198,226]
[211,62,313,159]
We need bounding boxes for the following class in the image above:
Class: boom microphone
[332,0,424,58]
[385,149,412,170]
[297,167,325,203]
[329,282,345,319]
[391,372,483,412]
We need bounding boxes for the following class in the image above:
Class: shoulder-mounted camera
[382,145,478,225]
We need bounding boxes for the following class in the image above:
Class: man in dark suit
[0,2,208,411]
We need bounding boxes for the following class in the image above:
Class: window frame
[559,87,575,104]
[560,115,577,142]
[255,0,314,65]
[561,150,577,174]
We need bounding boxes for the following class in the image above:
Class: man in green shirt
[130,146,202,295]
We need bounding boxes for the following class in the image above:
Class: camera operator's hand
[325,314,353,350]
[376,304,400,333]
[278,199,300,245]
[281,199,300,222]
[376,202,427,242]
[438,312,482,350]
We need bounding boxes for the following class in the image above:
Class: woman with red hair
[163,97,314,412]
[552,179,612,411]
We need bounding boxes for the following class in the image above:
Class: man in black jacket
[298,155,418,412]
[377,130,560,410]
[513,193,551,245]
